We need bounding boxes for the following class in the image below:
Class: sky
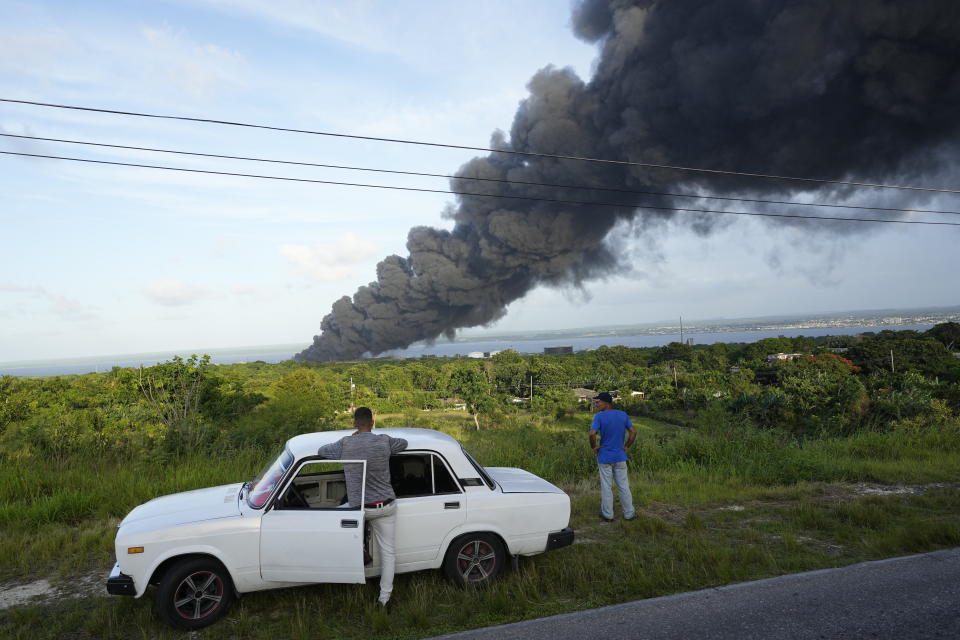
[1,0,958,362]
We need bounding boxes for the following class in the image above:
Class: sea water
[0,324,935,377]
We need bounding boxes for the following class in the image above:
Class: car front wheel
[443,532,506,588]
[155,557,235,630]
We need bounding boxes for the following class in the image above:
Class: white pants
[598,461,635,519]
[365,502,397,604]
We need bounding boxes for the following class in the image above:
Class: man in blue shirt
[589,392,637,522]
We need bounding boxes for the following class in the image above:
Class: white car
[106,428,574,629]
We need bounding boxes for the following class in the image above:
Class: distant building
[544,346,573,355]
[441,398,467,410]
[630,391,646,400]
[766,353,804,364]
[467,350,501,359]
[573,388,597,403]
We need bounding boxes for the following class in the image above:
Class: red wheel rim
[456,540,497,583]
[173,571,224,620]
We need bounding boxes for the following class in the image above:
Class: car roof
[285,427,465,461]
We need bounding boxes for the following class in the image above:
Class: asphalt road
[428,549,960,640]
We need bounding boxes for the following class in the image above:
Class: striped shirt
[317,432,408,507]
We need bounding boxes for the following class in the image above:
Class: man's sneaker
[379,599,393,614]
[599,514,614,523]
[624,514,637,521]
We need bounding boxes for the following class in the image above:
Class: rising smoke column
[297,0,960,362]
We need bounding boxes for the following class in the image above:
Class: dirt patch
[0,571,107,612]
[767,534,846,556]
[849,482,958,496]
[58,572,107,600]
[0,580,56,611]
[642,503,689,526]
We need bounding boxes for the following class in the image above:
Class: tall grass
[0,449,269,579]
[2,411,959,638]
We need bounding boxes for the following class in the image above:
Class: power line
[4,149,960,227]
[4,132,958,217]
[3,97,959,195]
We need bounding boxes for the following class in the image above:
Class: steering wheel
[286,482,310,508]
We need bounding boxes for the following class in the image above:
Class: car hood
[120,482,243,528]
[485,467,565,494]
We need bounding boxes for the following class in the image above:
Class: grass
[2,411,959,639]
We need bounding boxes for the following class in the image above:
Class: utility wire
[4,150,960,227]
[3,97,959,195]
[4,132,958,217]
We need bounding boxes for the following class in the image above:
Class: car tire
[155,557,235,630]
[443,532,506,588]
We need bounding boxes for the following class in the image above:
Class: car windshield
[247,448,294,509]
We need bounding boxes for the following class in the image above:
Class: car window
[275,460,363,510]
[248,448,294,508]
[390,453,461,498]
[461,448,495,489]
[432,456,460,494]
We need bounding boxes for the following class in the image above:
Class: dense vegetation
[1,324,959,639]
[3,323,958,461]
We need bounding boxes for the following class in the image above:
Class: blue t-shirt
[590,409,633,464]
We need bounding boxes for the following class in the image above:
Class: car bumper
[545,527,575,551]
[106,563,136,596]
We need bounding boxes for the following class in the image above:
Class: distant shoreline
[1,317,952,377]
[454,305,960,344]
[7,305,958,373]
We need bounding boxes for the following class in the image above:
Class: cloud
[0,283,45,295]
[143,279,210,306]
[140,26,248,99]
[229,283,278,300]
[0,18,247,105]
[0,283,99,320]
[185,1,397,56]
[279,233,378,282]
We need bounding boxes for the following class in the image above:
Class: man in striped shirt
[318,407,407,610]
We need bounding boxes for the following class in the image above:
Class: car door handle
[444,502,460,509]
[341,519,359,528]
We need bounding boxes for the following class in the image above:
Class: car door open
[259,459,366,583]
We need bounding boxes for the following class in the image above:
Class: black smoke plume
[297,0,960,362]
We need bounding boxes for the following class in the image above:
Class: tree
[407,363,443,393]
[137,355,209,424]
[270,368,346,427]
[491,350,527,397]
[531,388,578,419]
[377,365,412,391]
[653,342,694,364]
[137,355,216,450]
[448,364,493,430]
[927,322,960,351]
[0,376,33,429]
[847,332,955,377]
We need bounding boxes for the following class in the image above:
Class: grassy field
[1,411,959,639]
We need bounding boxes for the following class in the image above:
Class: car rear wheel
[155,557,235,630]
[443,532,505,588]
